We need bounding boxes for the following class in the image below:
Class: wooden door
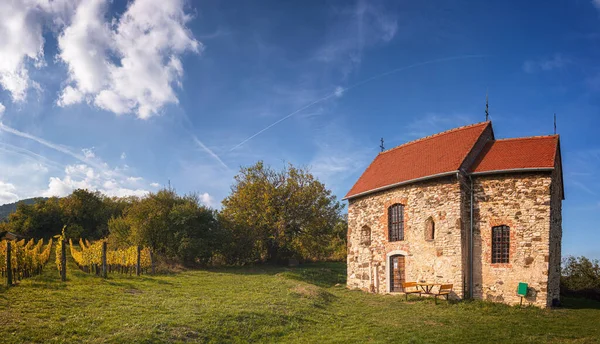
[390,255,405,292]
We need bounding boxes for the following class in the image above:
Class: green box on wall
[517,282,528,297]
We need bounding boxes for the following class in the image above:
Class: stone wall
[472,172,553,307]
[347,176,465,299]
[346,165,561,308]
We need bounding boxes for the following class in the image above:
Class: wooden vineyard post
[102,242,107,278]
[136,245,141,276]
[6,242,12,287]
[150,250,155,275]
[61,239,67,282]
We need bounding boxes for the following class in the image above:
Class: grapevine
[70,239,152,275]
[1,237,53,282]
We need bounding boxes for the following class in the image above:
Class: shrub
[561,256,600,301]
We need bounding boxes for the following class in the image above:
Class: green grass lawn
[1,250,600,343]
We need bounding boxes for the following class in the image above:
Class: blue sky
[0,0,599,259]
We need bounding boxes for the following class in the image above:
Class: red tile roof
[344,122,491,199]
[470,135,559,173]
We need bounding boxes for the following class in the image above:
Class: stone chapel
[344,121,563,307]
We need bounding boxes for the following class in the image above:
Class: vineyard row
[1,238,53,285]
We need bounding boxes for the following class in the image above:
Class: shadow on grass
[560,296,600,310]
[207,262,347,288]
[25,282,68,290]
[149,310,314,343]
[209,311,313,342]
[137,276,172,285]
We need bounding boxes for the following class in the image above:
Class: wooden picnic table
[416,282,441,294]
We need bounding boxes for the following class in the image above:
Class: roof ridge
[380,121,490,155]
[495,134,559,142]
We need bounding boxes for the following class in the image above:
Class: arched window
[388,204,404,242]
[360,226,371,246]
[425,217,435,241]
[492,225,510,263]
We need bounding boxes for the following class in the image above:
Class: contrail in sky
[229,54,487,152]
[192,135,229,170]
[0,141,65,171]
[177,110,230,170]
[0,122,106,172]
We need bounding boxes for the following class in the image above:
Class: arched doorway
[389,254,405,292]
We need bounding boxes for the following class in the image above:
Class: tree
[170,195,222,265]
[126,188,178,255]
[220,161,343,264]
[4,190,134,240]
[124,188,221,265]
[561,256,600,300]
[107,216,133,249]
[59,189,110,239]
[7,197,62,238]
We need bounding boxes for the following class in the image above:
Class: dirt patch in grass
[124,288,142,294]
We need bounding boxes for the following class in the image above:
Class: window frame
[491,225,510,264]
[425,217,435,241]
[388,204,404,242]
[360,225,371,246]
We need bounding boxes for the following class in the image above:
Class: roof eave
[343,170,459,201]
[470,167,554,176]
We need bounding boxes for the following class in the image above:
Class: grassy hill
[1,251,599,343]
[0,197,48,221]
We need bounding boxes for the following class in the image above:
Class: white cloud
[42,163,149,198]
[0,123,155,200]
[120,152,126,160]
[150,182,160,188]
[199,192,214,207]
[82,147,95,159]
[523,54,570,74]
[314,1,397,76]
[126,176,143,183]
[57,85,84,106]
[0,103,4,118]
[0,0,200,117]
[0,1,46,102]
[57,0,202,118]
[334,86,345,97]
[0,122,108,172]
[593,0,600,10]
[0,181,19,205]
[0,0,79,102]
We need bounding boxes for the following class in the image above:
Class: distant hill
[0,197,49,221]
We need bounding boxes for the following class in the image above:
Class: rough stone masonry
[344,121,563,308]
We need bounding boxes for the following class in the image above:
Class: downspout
[469,174,474,299]
[457,171,475,299]
[374,262,379,292]
[369,248,374,293]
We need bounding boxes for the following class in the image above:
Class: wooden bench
[400,282,422,301]
[434,284,453,304]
